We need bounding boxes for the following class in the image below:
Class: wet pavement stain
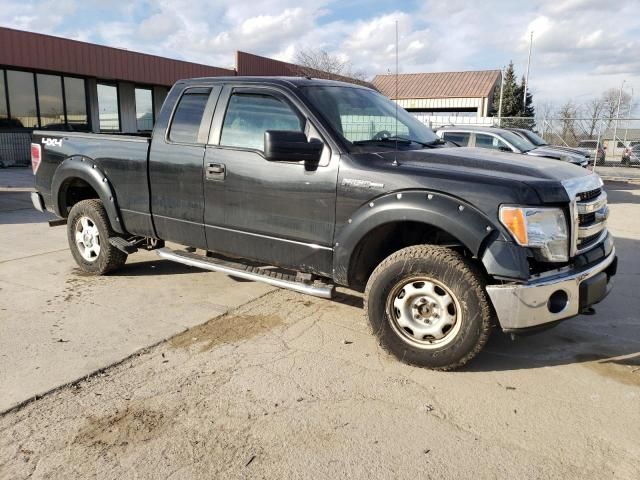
[575,353,640,387]
[74,406,166,448]
[169,314,284,352]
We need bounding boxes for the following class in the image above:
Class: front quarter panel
[333,189,499,285]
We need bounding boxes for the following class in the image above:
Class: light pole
[623,86,634,147]
[523,31,533,112]
[612,80,625,161]
[497,67,505,126]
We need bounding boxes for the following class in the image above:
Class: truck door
[202,85,338,276]
[148,85,221,248]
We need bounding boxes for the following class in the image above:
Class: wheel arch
[334,190,499,289]
[51,156,125,234]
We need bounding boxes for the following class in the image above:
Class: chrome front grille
[575,189,608,253]
[562,175,608,257]
[578,188,601,202]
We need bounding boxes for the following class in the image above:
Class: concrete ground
[0,168,639,479]
[0,167,274,412]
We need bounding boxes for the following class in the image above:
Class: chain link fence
[0,130,31,167]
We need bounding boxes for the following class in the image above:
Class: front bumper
[486,248,617,331]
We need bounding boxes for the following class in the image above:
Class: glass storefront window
[6,70,37,128]
[64,77,88,131]
[0,70,7,120]
[37,74,64,128]
[97,83,119,131]
[135,88,153,131]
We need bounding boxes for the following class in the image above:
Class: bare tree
[558,100,579,146]
[579,97,606,138]
[295,48,368,81]
[535,100,555,141]
[601,88,632,128]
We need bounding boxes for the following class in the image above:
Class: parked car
[506,128,592,164]
[576,140,606,165]
[622,144,640,165]
[436,125,589,167]
[30,76,616,370]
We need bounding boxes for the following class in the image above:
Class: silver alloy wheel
[75,215,101,262]
[386,276,462,349]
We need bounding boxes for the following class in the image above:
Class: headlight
[499,206,569,262]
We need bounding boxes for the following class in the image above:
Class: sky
[1,0,639,112]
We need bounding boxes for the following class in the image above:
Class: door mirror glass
[264,130,323,162]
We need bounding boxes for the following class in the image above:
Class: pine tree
[490,61,535,128]
[516,75,535,117]
[491,61,519,117]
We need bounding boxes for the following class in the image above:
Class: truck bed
[33,130,153,236]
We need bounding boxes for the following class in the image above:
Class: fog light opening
[548,290,569,314]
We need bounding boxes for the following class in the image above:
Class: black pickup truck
[30,76,617,370]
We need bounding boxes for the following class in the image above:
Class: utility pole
[523,31,533,112]
[497,67,505,127]
[612,80,625,160]
[623,86,633,146]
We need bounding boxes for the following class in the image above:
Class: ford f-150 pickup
[30,76,617,370]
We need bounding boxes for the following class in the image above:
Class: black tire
[364,245,494,370]
[66,199,127,275]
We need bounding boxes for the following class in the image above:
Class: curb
[601,176,640,183]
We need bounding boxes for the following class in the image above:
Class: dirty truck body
[30,77,617,370]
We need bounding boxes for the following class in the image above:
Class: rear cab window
[169,88,212,144]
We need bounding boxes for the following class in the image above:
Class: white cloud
[0,0,638,108]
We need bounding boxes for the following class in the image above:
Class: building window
[6,70,38,128]
[0,70,7,120]
[168,89,210,144]
[97,83,120,131]
[135,87,153,131]
[64,77,89,131]
[36,74,65,128]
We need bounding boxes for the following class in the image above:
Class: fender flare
[51,156,125,234]
[333,189,516,286]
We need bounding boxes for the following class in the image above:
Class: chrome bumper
[31,192,45,212]
[486,248,616,331]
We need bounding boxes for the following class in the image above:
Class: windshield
[301,86,439,150]
[499,130,536,152]
[518,129,546,146]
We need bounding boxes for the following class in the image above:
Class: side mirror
[498,146,512,152]
[264,130,323,162]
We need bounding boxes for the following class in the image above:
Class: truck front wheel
[364,245,494,370]
[67,199,127,275]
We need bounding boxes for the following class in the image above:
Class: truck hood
[367,146,594,203]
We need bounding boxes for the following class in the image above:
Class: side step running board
[156,248,335,299]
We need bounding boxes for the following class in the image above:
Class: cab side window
[442,132,470,147]
[220,93,303,151]
[475,134,509,151]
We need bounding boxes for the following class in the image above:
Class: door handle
[206,162,226,180]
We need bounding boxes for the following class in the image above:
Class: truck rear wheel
[67,199,127,275]
[364,245,493,370]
